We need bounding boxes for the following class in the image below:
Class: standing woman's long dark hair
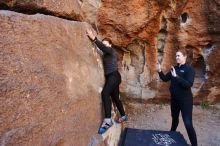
[157,49,198,146]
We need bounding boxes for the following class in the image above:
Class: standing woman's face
[176,51,187,65]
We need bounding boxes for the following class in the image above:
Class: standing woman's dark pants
[101,71,126,118]
[170,98,197,146]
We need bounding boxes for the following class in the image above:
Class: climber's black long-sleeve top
[91,37,126,118]
[158,63,195,100]
[93,37,118,75]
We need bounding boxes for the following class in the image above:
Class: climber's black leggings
[101,71,126,118]
[170,98,197,146]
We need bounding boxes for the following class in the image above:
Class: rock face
[0,10,106,146]
[0,0,84,20]
[0,0,220,145]
[81,0,101,26]
[0,0,102,23]
[97,0,220,104]
[179,0,220,104]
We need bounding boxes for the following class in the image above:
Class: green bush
[200,101,211,109]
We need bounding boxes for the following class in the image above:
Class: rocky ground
[123,103,220,146]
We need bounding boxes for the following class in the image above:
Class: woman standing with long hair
[157,49,198,146]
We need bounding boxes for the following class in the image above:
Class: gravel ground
[124,103,220,146]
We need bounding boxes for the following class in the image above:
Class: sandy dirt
[123,103,220,146]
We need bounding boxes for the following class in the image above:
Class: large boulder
[0,10,106,146]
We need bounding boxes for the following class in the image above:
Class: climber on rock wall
[86,28,128,134]
[157,49,198,146]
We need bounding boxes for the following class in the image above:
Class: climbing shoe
[98,120,113,134]
[116,115,128,123]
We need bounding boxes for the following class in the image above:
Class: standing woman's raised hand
[157,61,162,72]
[171,66,177,77]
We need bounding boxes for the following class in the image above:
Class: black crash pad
[121,128,188,146]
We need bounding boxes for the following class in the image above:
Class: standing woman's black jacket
[158,64,195,100]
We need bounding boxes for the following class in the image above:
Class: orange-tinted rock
[0,0,84,20]
[178,0,220,103]
[97,0,183,101]
[0,10,105,145]
[81,0,101,26]
[97,0,163,47]
[97,0,220,103]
